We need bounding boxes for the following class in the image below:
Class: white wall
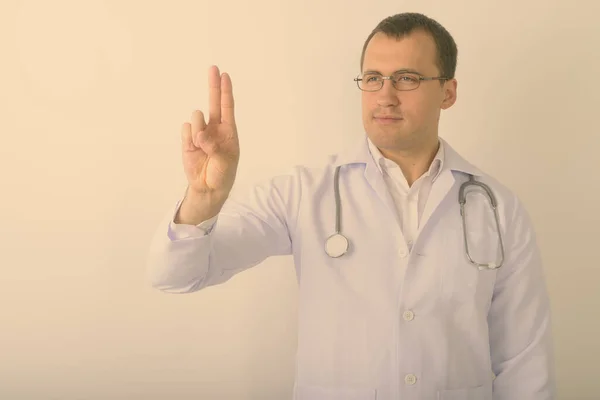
[1,0,598,398]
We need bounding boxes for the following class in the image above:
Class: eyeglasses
[354,71,451,92]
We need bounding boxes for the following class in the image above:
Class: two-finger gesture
[181,65,240,199]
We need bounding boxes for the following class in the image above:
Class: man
[146,12,555,400]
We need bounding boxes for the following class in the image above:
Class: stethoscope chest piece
[325,233,349,258]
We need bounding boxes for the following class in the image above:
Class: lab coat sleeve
[168,212,218,239]
[488,195,556,399]
[145,169,301,294]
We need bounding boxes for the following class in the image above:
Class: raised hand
[182,66,239,194]
[177,65,240,223]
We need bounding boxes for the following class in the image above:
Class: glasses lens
[359,73,382,91]
[393,73,420,90]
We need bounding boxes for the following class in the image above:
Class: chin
[368,129,419,148]
[370,124,409,138]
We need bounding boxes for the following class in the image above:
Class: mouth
[373,116,403,124]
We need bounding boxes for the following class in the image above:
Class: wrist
[175,188,225,225]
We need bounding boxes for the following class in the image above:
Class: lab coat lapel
[333,135,401,229]
[416,138,485,239]
[416,168,455,238]
[363,159,401,227]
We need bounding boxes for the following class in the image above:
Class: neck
[379,138,440,187]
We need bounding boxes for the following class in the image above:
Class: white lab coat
[146,135,556,400]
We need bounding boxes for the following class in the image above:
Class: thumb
[194,129,218,154]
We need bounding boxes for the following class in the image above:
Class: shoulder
[443,138,525,219]
[448,149,534,241]
[269,152,343,187]
[229,151,342,201]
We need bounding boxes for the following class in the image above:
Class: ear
[440,79,457,110]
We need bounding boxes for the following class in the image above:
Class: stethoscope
[324,166,506,270]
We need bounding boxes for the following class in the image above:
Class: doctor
[146,12,555,400]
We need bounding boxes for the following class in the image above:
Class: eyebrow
[362,68,423,76]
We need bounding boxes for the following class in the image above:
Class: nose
[376,79,399,107]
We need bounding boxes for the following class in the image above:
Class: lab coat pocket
[294,385,377,400]
[437,383,492,400]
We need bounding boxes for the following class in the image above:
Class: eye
[395,73,419,83]
[364,74,381,83]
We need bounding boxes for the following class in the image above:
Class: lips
[374,115,402,119]
[373,115,403,125]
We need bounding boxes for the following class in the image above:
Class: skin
[360,30,458,186]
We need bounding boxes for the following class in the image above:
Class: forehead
[362,30,438,74]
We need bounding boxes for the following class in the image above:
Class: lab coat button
[398,249,408,258]
[404,374,417,385]
[403,310,414,321]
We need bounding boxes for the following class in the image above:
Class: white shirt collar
[367,137,445,183]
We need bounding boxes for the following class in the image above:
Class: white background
[1,0,598,398]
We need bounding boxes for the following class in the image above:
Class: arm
[488,195,556,399]
[145,170,301,294]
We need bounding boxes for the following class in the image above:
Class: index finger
[220,72,235,124]
[208,65,221,124]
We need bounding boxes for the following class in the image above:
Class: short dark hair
[360,12,458,80]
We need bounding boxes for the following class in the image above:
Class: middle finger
[208,65,221,124]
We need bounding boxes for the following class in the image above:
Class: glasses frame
[354,71,452,92]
